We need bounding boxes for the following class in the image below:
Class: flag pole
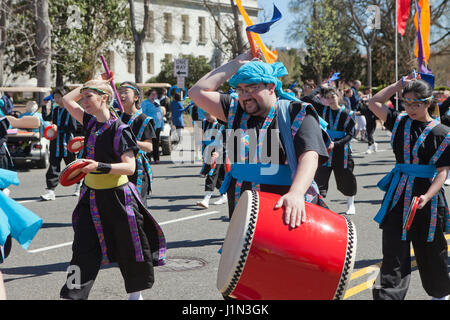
[395,0,399,110]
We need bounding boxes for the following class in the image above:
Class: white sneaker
[40,190,56,201]
[372,142,378,152]
[196,199,209,209]
[128,291,143,300]
[214,194,228,205]
[365,148,372,154]
[73,184,80,197]
[431,295,449,300]
[345,196,356,215]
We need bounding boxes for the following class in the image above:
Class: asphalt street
[1,128,449,301]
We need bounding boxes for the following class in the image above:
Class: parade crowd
[0,50,449,301]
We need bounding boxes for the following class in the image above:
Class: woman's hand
[274,191,306,229]
[80,159,99,173]
[417,194,431,210]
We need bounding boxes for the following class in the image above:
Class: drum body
[68,136,84,153]
[217,191,357,300]
[44,125,57,140]
[59,159,87,187]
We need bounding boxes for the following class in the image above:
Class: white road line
[16,199,41,204]
[27,210,220,254]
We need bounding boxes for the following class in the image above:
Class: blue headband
[228,61,299,102]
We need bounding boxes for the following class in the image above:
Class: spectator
[0,92,14,116]
[141,89,164,163]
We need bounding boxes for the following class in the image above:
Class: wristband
[97,162,112,173]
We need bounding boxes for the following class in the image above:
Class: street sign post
[174,59,189,78]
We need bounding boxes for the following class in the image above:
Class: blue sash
[327,129,347,141]
[374,163,436,224]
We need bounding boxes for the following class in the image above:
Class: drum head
[68,136,84,153]
[59,160,88,187]
[217,190,258,295]
[44,125,57,140]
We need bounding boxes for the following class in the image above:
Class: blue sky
[257,0,295,49]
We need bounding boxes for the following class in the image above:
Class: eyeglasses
[403,102,424,110]
[236,84,265,96]
[323,94,336,99]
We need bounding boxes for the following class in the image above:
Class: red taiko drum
[44,125,57,140]
[217,190,357,300]
[68,136,84,153]
[59,159,88,187]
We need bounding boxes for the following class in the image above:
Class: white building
[111,0,260,83]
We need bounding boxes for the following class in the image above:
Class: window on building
[164,54,173,63]
[146,10,154,41]
[198,16,206,44]
[181,15,190,43]
[214,21,221,42]
[164,12,174,42]
[127,52,135,73]
[146,53,154,74]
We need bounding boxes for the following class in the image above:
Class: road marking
[344,235,450,299]
[27,210,220,254]
[27,241,74,253]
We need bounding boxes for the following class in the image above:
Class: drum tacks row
[217,190,357,300]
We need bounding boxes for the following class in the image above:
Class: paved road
[1,128,449,301]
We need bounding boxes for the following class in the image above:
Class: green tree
[148,55,212,91]
[289,0,342,84]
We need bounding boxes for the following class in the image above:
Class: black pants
[314,158,357,198]
[151,128,161,162]
[60,186,155,299]
[373,206,450,300]
[366,116,377,146]
[202,164,225,192]
[46,152,76,190]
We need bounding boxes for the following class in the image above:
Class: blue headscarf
[228,60,328,129]
[228,61,298,102]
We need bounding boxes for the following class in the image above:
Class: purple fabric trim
[114,124,128,158]
[89,190,109,265]
[124,185,144,262]
[128,182,166,266]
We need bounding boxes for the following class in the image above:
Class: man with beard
[188,51,329,228]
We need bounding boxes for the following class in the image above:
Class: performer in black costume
[368,76,450,300]
[41,88,78,200]
[302,86,357,215]
[197,112,227,208]
[59,75,166,300]
[117,81,156,202]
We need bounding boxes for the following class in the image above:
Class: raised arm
[367,75,414,123]
[62,86,85,125]
[188,51,256,122]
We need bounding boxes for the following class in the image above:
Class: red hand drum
[217,190,357,300]
[44,125,57,140]
[68,136,84,153]
[59,159,88,187]
[403,196,419,231]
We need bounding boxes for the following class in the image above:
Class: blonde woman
[59,75,166,300]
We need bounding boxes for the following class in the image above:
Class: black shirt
[219,94,329,199]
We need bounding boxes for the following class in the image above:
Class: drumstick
[246,31,258,58]
[100,55,124,112]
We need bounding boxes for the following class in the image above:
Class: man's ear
[267,83,276,94]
